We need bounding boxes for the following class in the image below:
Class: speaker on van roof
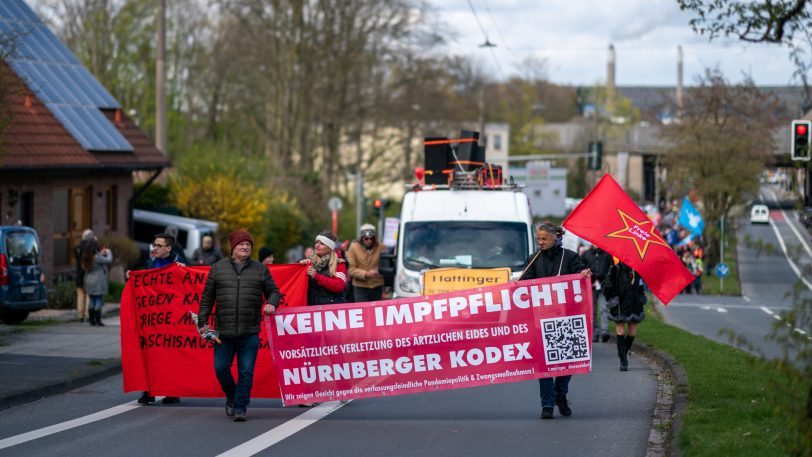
[424,137,451,185]
[451,130,484,172]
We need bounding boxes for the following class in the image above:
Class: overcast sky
[432,0,799,86]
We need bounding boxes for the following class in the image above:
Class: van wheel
[0,310,29,325]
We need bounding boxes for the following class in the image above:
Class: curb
[633,339,688,457]
[0,359,122,412]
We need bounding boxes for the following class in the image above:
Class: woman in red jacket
[299,231,347,305]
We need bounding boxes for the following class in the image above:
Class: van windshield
[402,221,528,272]
[5,231,39,266]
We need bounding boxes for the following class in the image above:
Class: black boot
[625,335,635,359]
[95,309,105,326]
[88,309,97,326]
[616,335,628,371]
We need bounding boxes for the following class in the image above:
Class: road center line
[0,402,142,450]
[216,401,347,457]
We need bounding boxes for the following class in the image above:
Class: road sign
[328,197,343,211]
[715,263,729,279]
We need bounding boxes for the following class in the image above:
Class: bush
[47,280,76,309]
[105,281,125,303]
[99,234,140,268]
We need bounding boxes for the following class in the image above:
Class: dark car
[0,226,47,324]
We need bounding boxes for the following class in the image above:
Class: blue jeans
[214,334,259,413]
[88,295,104,311]
[539,375,571,407]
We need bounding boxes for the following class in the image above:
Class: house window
[493,134,502,151]
[105,186,118,230]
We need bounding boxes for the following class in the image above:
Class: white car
[750,205,769,224]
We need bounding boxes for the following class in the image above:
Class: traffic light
[791,120,811,161]
[588,141,603,170]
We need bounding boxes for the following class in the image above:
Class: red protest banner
[120,263,308,397]
[563,174,694,304]
[267,274,593,406]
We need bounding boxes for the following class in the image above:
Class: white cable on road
[0,402,141,450]
[216,401,348,457]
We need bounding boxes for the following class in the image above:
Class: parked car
[0,226,47,324]
[750,204,770,224]
[799,207,812,228]
[132,209,218,266]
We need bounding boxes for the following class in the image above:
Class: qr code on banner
[540,315,590,365]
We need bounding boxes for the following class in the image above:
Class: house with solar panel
[0,0,169,284]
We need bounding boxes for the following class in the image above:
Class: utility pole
[156,0,167,155]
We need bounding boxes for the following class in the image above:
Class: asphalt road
[660,185,812,360]
[0,336,656,457]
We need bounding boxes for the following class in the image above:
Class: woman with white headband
[299,231,348,306]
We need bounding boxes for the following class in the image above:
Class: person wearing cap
[198,229,281,422]
[258,246,274,264]
[345,224,384,302]
[299,231,347,306]
[519,221,591,420]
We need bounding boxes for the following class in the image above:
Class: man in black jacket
[581,245,613,343]
[198,229,281,422]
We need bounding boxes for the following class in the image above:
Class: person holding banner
[603,260,645,372]
[134,233,183,405]
[299,231,347,306]
[520,221,591,420]
[197,229,281,422]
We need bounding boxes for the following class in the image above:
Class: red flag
[563,174,693,304]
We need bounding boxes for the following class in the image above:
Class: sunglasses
[363,236,374,241]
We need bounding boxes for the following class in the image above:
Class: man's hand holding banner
[121,264,594,403]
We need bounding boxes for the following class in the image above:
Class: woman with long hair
[299,231,348,306]
[81,239,112,326]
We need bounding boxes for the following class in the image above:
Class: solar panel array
[0,0,132,152]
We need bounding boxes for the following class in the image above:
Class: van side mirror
[379,252,396,287]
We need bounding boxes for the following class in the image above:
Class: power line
[481,0,513,53]
[465,0,505,80]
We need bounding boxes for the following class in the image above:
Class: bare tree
[662,69,782,266]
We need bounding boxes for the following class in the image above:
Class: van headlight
[397,271,420,294]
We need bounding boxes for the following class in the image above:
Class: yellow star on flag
[606,209,670,260]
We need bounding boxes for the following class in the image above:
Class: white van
[132,209,218,262]
[389,188,535,297]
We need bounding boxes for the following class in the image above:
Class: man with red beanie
[198,229,281,422]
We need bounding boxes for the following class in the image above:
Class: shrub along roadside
[636,316,803,456]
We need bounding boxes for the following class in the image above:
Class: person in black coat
[603,260,646,371]
[198,229,281,422]
[520,221,591,420]
[581,245,613,343]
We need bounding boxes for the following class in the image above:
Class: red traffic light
[373,199,383,209]
[797,124,808,136]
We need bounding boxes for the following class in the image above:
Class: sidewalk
[0,304,122,411]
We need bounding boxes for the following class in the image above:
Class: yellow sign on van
[422,267,512,296]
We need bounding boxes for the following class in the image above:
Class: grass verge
[637,315,801,456]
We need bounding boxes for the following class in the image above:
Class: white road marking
[768,218,812,291]
[0,401,142,450]
[743,296,751,302]
[216,401,348,457]
[760,306,774,316]
[716,308,728,313]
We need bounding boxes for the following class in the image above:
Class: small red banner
[120,263,308,397]
[268,274,593,406]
